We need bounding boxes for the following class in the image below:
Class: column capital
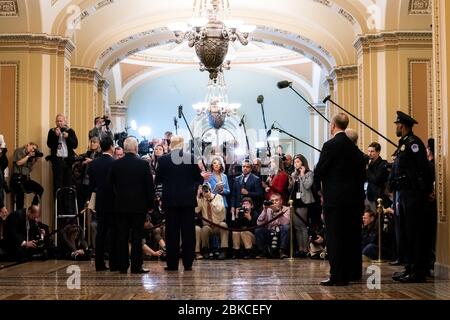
[308,104,327,116]
[0,33,75,59]
[329,65,358,81]
[110,104,128,117]
[354,31,432,56]
[98,79,110,91]
[71,66,101,85]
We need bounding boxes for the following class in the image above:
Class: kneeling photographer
[11,142,44,209]
[231,197,258,259]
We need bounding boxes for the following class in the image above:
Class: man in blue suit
[88,136,116,271]
[231,159,264,217]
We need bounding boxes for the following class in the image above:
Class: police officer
[389,111,433,283]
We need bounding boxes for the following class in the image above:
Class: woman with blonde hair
[208,155,230,208]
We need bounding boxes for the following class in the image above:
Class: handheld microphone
[277,81,292,89]
[178,105,183,119]
[239,114,245,127]
[174,117,178,126]
[266,123,276,137]
[257,95,264,104]
[323,95,331,104]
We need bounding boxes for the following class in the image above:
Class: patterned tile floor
[0,259,449,300]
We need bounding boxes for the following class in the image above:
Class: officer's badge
[411,144,419,153]
[400,145,406,152]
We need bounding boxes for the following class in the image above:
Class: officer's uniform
[389,111,433,282]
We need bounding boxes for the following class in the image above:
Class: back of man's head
[170,135,184,150]
[100,137,114,152]
[332,113,349,131]
[345,128,359,144]
[123,137,138,154]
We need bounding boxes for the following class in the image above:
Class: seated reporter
[11,143,44,209]
[231,197,258,259]
[60,223,90,261]
[6,205,51,262]
[255,193,290,259]
[195,183,228,259]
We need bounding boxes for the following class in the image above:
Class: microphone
[323,95,331,104]
[173,117,178,127]
[266,123,275,137]
[277,80,292,89]
[239,114,245,127]
[178,105,183,119]
[257,95,264,104]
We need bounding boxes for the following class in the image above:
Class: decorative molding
[0,61,19,148]
[329,65,358,80]
[98,79,110,93]
[409,0,431,15]
[110,104,128,117]
[354,32,433,55]
[0,34,75,59]
[65,65,70,119]
[0,0,18,17]
[308,104,327,116]
[432,0,446,222]
[408,59,433,138]
[70,67,101,85]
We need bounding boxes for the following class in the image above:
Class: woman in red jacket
[265,156,290,204]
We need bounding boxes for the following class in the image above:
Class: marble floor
[0,259,449,300]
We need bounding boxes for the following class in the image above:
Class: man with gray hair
[106,137,154,274]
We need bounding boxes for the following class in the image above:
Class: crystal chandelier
[168,0,255,81]
[193,71,240,129]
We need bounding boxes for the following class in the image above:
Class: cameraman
[255,193,290,259]
[11,142,44,209]
[195,183,228,259]
[89,116,113,141]
[5,205,50,262]
[47,114,78,194]
[231,197,257,259]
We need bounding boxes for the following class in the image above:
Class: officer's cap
[394,111,418,127]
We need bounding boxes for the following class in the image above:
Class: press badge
[296,192,301,199]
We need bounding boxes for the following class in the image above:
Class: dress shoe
[398,273,426,283]
[392,271,408,281]
[184,267,192,271]
[131,268,150,274]
[95,266,109,272]
[389,260,403,266]
[164,267,178,271]
[348,276,362,282]
[320,278,349,286]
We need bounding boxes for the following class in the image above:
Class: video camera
[263,200,274,207]
[237,207,249,219]
[102,116,111,128]
[28,149,44,161]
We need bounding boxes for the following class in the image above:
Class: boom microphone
[277,81,292,89]
[178,105,183,119]
[257,95,264,104]
[266,123,276,137]
[323,95,331,104]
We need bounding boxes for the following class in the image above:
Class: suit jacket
[231,173,264,209]
[5,209,49,248]
[0,167,4,208]
[46,127,78,160]
[208,173,230,207]
[106,153,154,214]
[88,153,115,213]
[314,132,366,208]
[155,149,203,208]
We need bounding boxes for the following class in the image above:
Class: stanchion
[373,198,385,264]
[287,200,295,261]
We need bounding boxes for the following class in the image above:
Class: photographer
[195,183,228,259]
[89,116,113,141]
[231,197,257,259]
[0,135,8,190]
[60,222,90,261]
[47,114,78,194]
[5,205,51,262]
[255,193,290,259]
[11,142,44,209]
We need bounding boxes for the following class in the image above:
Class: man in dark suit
[231,159,264,216]
[88,136,116,271]
[155,136,205,271]
[314,113,366,286]
[47,114,78,195]
[106,137,154,274]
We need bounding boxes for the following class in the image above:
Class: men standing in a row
[156,136,205,271]
[389,111,433,283]
[314,113,366,286]
[47,114,78,195]
[88,137,116,271]
[107,137,154,274]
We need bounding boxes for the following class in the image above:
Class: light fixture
[168,0,255,81]
[193,71,240,129]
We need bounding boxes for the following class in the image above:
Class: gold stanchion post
[288,200,295,261]
[374,198,385,264]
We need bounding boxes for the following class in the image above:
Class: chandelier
[193,71,240,129]
[168,0,255,81]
